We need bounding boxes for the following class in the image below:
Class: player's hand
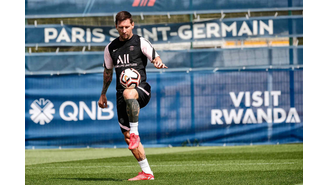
[98,94,108,108]
[152,58,168,69]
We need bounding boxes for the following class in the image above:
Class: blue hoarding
[25,16,303,47]
[25,69,303,149]
[25,47,303,75]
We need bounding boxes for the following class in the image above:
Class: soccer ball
[120,68,141,89]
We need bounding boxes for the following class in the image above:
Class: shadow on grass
[54,177,126,182]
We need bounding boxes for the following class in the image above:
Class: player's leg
[123,88,140,149]
[123,131,154,180]
[123,131,145,160]
[122,86,154,180]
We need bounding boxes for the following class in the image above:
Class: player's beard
[120,33,132,41]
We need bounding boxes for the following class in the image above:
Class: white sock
[129,122,139,135]
[138,158,153,175]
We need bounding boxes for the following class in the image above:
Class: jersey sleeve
[140,37,159,61]
[103,43,113,69]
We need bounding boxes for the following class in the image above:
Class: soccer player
[98,11,167,181]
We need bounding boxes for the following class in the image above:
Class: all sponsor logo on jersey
[29,99,114,125]
[115,54,137,68]
[117,54,129,64]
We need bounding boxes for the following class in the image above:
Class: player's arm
[101,68,113,95]
[99,44,114,108]
[151,56,167,69]
[140,37,168,69]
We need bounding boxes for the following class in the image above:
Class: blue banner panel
[25,16,303,46]
[25,0,303,18]
[25,69,303,149]
[25,47,303,75]
[25,52,104,75]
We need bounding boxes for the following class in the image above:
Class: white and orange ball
[120,68,141,89]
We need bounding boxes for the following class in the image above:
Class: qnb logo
[29,98,55,125]
[132,0,156,7]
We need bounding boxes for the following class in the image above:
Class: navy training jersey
[103,35,159,92]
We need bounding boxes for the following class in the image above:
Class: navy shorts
[116,83,151,133]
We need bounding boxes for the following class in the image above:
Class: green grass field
[25,144,303,185]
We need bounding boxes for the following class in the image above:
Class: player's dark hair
[115,11,133,25]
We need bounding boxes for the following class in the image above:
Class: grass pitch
[25,144,303,184]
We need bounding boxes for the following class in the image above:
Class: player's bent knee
[123,89,138,100]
